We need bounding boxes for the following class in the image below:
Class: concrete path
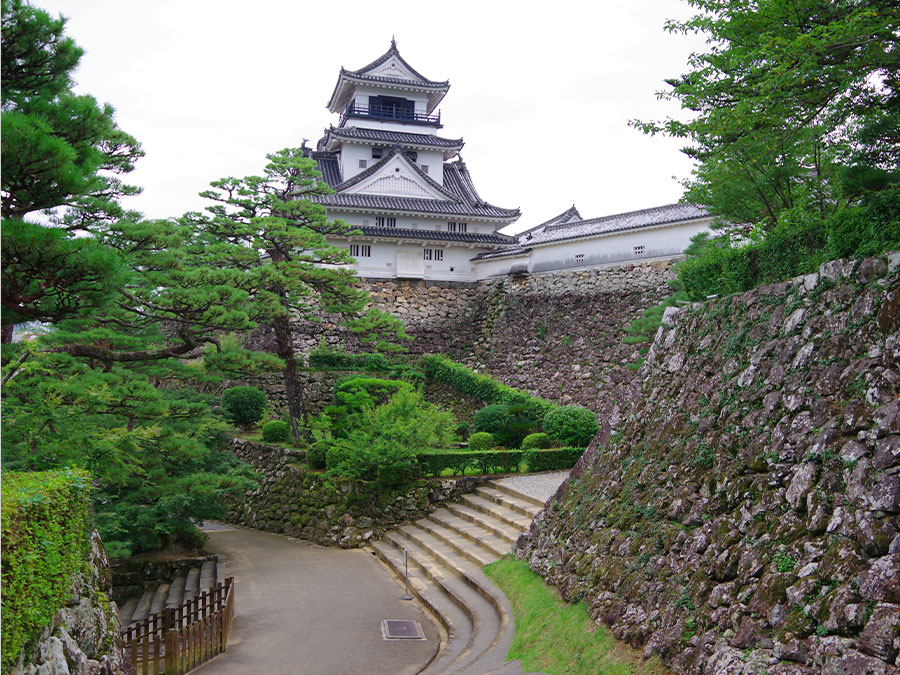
[193,526,439,675]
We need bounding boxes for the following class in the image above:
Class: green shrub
[1,470,92,671]
[524,447,585,472]
[308,441,329,470]
[542,406,598,447]
[262,420,291,443]
[421,355,553,419]
[326,377,414,434]
[418,450,524,476]
[468,432,495,452]
[455,422,471,441]
[221,386,268,429]
[474,404,510,434]
[521,432,552,450]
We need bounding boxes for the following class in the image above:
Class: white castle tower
[306,40,520,282]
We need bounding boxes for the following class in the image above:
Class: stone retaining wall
[517,253,900,674]
[109,555,218,602]
[225,438,487,548]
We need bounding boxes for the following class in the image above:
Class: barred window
[375,216,397,228]
[447,221,467,232]
[349,244,371,258]
[634,245,645,256]
[423,248,444,261]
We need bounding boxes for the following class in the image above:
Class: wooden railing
[121,577,235,675]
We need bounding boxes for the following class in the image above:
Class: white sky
[37,0,707,234]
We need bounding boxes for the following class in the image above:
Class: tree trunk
[272,311,305,440]
[2,323,13,344]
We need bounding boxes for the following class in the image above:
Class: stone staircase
[117,558,220,627]
[371,480,545,675]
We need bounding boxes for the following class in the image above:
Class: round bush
[521,432,552,450]
[542,406,598,447]
[455,422,470,441]
[468,432,495,452]
[473,404,509,435]
[221,386,268,429]
[262,420,291,443]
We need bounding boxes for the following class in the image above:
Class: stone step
[117,597,138,627]
[198,559,216,592]
[148,583,170,616]
[424,511,512,560]
[486,479,547,508]
[165,574,186,609]
[459,493,534,531]
[183,566,200,603]
[444,502,523,545]
[370,540,473,674]
[382,528,503,675]
[130,589,154,624]
[473,486,542,519]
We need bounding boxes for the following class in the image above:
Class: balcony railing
[342,103,441,126]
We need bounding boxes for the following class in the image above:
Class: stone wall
[226,438,487,547]
[12,531,128,675]
[516,253,900,674]
[109,555,218,603]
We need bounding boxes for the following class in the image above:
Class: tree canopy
[633,0,900,228]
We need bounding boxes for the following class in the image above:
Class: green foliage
[676,195,900,300]
[774,551,797,573]
[221,386,268,429]
[467,432,496,452]
[421,354,554,420]
[306,343,423,382]
[473,403,541,448]
[454,422,470,441]
[521,432,553,450]
[262,420,291,443]
[325,389,455,489]
[484,557,653,674]
[418,450,525,476]
[633,0,899,228]
[1,470,91,671]
[325,377,414,435]
[623,291,691,367]
[524,448,585,472]
[542,406,598,447]
[474,404,510,435]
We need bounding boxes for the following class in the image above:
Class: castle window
[575,253,584,263]
[634,245,645,256]
[358,159,367,169]
[349,244,371,258]
[423,248,443,261]
[372,147,383,159]
[375,216,397,228]
[447,221,467,233]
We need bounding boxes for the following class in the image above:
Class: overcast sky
[37,0,707,234]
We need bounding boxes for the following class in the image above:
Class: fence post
[164,629,177,675]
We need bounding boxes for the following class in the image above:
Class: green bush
[308,441,329,470]
[468,432,495,452]
[474,404,510,434]
[221,386,268,429]
[521,432,552,450]
[1,470,92,672]
[262,420,291,443]
[421,355,553,419]
[473,403,540,448]
[418,450,524,476]
[542,406,598,447]
[524,447,585,472]
[455,422,471,441]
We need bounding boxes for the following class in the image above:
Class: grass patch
[484,557,669,674]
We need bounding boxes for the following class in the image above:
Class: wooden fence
[121,577,235,675]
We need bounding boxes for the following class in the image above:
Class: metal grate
[381,619,426,641]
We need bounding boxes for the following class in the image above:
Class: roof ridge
[344,39,448,87]
[334,147,460,201]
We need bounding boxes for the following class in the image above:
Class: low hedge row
[421,354,554,419]
[418,447,584,476]
[524,447,585,472]
[1,470,93,672]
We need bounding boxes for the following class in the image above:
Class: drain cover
[381,619,426,641]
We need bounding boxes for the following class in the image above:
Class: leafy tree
[633,0,900,228]
[188,149,410,438]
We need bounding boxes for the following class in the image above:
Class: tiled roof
[325,126,463,150]
[309,192,521,220]
[346,226,514,245]
[311,151,342,188]
[520,203,710,246]
[471,246,532,261]
[344,39,449,88]
[517,205,582,237]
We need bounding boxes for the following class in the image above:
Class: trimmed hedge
[1,470,92,672]
[524,447,585,472]
[542,406,598,447]
[221,386,267,429]
[521,432,552,450]
[262,420,291,443]
[421,355,554,419]
[468,432,495,452]
[418,450,525,476]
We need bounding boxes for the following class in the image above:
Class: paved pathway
[193,526,439,675]
[493,471,570,503]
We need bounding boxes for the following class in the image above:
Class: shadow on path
[193,527,438,675]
